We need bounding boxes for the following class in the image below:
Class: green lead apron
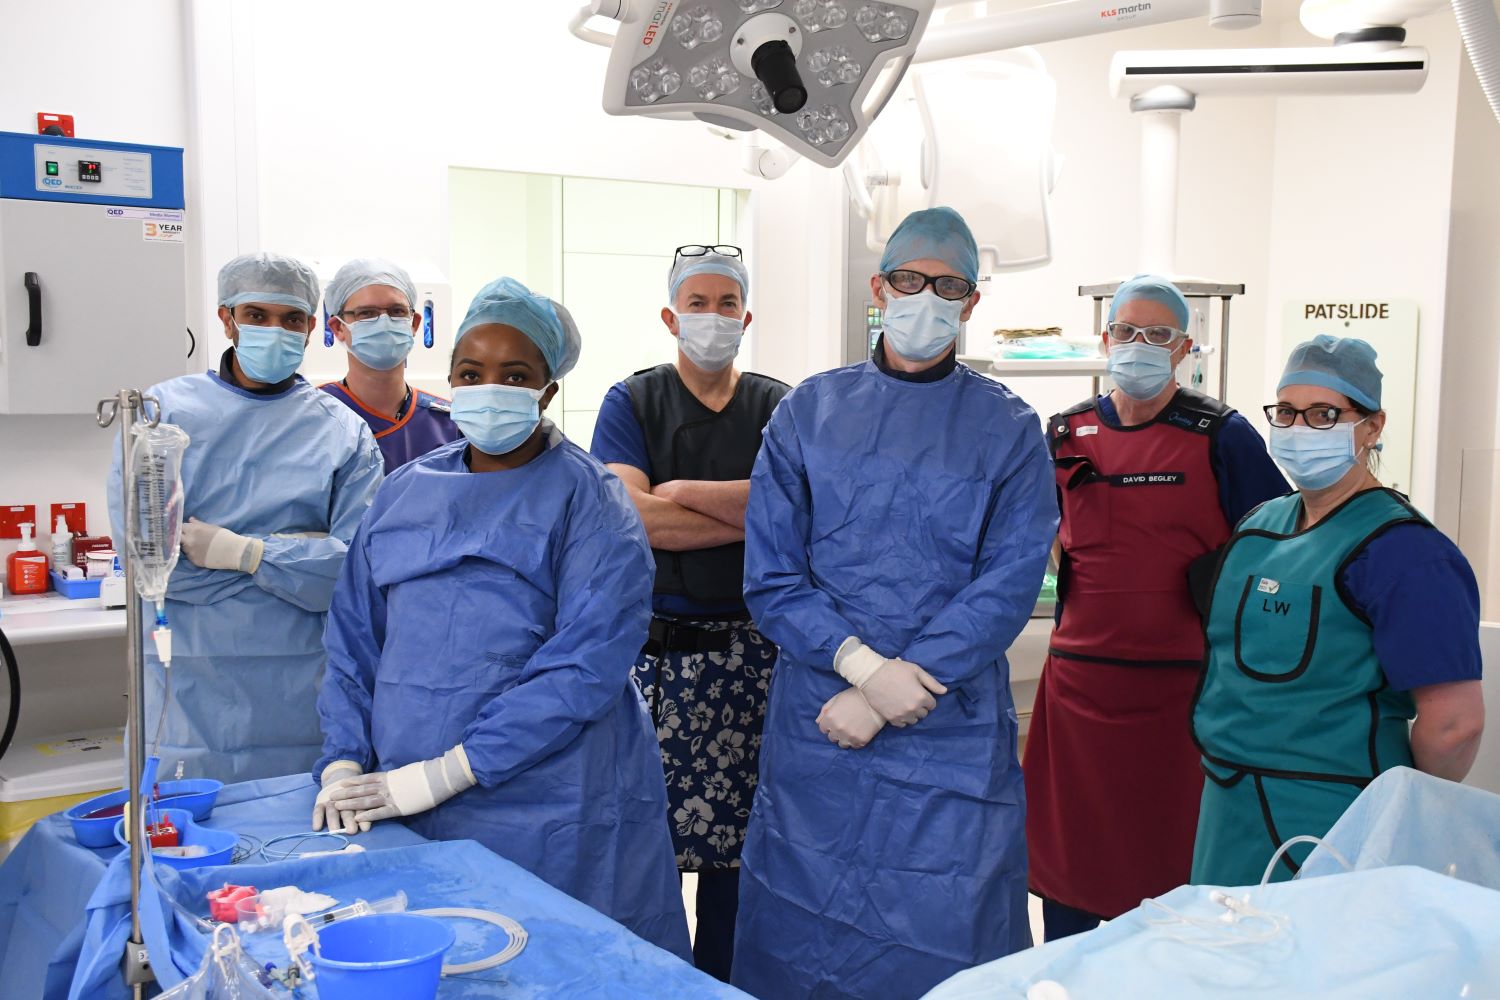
[1191,488,1423,886]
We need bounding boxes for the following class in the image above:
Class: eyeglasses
[883,269,977,302]
[1106,321,1185,347]
[675,244,742,259]
[339,305,413,323]
[1263,403,1364,429]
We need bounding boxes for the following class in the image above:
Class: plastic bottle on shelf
[51,515,72,571]
[7,523,51,595]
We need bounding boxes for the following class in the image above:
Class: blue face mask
[1107,341,1176,401]
[1269,420,1368,491]
[450,384,545,456]
[234,323,307,384]
[346,315,414,371]
[882,290,964,361]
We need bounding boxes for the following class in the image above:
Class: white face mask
[882,290,964,361]
[674,311,744,372]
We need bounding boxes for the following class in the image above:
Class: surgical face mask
[675,311,744,372]
[450,384,545,456]
[234,323,307,384]
[344,314,414,371]
[1107,340,1177,401]
[1269,419,1369,492]
[881,289,964,361]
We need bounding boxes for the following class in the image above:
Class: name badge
[1078,426,1099,437]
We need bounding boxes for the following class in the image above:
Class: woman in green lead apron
[1193,335,1485,886]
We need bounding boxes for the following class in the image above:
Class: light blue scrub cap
[457,277,581,381]
[1279,334,1382,411]
[668,252,749,303]
[218,252,321,314]
[325,258,417,316]
[879,206,980,284]
[1107,274,1190,330]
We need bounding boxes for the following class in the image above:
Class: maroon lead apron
[1025,391,1232,919]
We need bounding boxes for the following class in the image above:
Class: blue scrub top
[321,381,462,472]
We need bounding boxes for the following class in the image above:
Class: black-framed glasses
[883,269,976,302]
[1106,321,1185,347]
[339,305,413,323]
[1263,403,1362,429]
[675,244,742,259]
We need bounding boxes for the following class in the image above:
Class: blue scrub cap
[217,252,321,314]
[879,206,979,284]
[457,277,581,381]
[1278,334,1382,411]
[668,252,749,304]
[1107,274,1190,330]
[325,258,417,317]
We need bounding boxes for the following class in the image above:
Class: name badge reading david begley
[1257,578,1280,595]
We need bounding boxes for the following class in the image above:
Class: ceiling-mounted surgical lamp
[571,0,1264,170]
[573,0,937,169]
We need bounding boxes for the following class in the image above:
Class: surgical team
[113,205,1486,1000]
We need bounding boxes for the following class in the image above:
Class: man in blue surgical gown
[732,207,1058,1000]
[108,252,384,783]
[313,277,691,957]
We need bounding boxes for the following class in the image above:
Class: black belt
[642,617,743,657]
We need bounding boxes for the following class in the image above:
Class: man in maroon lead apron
[1023,275,1289,940]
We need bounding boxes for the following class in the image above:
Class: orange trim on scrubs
[324,381,414,440]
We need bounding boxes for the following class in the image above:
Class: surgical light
[582,0,935,167]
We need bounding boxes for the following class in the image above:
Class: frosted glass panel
[562,178,723,256]
[449,168,743,446]
[560,251,680,423]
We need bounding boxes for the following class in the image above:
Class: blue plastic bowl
[152,779,223,822]
[309,913,455,1000]
[66,789,131,849]
[112,807,236,870]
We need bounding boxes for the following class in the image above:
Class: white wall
[1261,12,1464,520]
[968,16,1285,425]
[1439,51,1500,611]
[242,0,832,391]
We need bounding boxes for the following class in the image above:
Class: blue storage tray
[49,571,101,599]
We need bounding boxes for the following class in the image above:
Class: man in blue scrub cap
[320,258,460,471]
[108,251,385,783]
[315,276,691,957]
[592,245,788,982]
[732,207,1059,1000]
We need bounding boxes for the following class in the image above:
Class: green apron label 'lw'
[1192,488,1425,884]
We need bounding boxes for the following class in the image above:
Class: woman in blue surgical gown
[313,278,690,957]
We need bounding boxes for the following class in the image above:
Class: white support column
[1131,86,1195,275]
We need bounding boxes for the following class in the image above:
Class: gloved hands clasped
[818,688,886,749]
[180,518,264,574]
[315,745,476,832]
[834,637,948,726]
[312,760,367,834]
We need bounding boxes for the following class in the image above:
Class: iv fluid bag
[128,422,190,605]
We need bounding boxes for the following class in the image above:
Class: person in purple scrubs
[320,258,461,471]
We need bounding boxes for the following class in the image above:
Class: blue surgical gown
[107,372,384,784]
[315,431,692,960]
[734,360,1058,1000]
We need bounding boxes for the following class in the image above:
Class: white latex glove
[311,760,367,835]
[835,637,948,726]
[325,745,476,826]
[817,687,887,749]
[180,518,264,574]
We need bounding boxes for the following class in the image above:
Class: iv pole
[96,388,160,998]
